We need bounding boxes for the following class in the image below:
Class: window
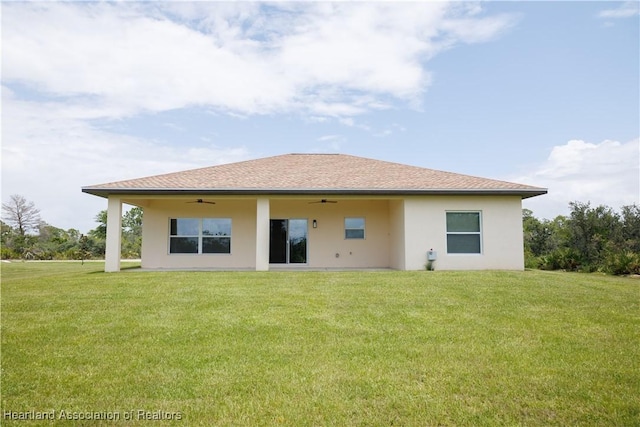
[446,212,481,254]
[345,217,365,239]
[170,218,231,254]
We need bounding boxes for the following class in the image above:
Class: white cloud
[2,2,516,118]
[316,135,341,143]
[2,3,292,116]
[314,134,345,152]
[1,89,250,232]
[515,139,640,219]
[598,1,640,19]
[1,1,519,232]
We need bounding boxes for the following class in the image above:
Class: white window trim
[445,211,483,255]
[168,218,232,255]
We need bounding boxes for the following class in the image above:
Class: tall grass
[2,262,638,426]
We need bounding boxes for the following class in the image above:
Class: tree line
[524,202,640,275]
[1,194,141,261]
[2,194,639,275]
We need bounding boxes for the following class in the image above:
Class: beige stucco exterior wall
[270,198,390,269]
[136,194,524,271]
[402,195,525,270]
[140,199,258,269]
[140,197,392,270]
[388,199,406,270]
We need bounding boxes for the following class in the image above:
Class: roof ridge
[289,153,341,155]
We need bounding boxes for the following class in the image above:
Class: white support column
[255,197,270,271]
[105,196,123,272]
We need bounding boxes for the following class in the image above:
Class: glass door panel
[288,219,307,264]
[269,220,287,264]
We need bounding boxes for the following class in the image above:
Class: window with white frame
[345,217,365,239]
[446,212,481,254]
[170,218,231,254]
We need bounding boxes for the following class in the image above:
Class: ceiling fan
[186,199,216,205]
[309,199,338,204]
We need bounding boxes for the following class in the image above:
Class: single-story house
[82,153,546,272]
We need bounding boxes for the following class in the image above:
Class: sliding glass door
[269,219,307,264]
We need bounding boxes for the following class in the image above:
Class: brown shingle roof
[82,154,546,198]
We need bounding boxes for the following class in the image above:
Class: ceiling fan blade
[187,199,216,204]
[309,199,338,204]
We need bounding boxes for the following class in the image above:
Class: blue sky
[2,1,639,233]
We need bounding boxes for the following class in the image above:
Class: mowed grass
[1,263,638,426]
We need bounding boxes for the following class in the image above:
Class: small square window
[345,217,365,239]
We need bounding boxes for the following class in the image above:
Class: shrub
[0,247,19,260]
[603,251,640,275]
[524,249,541,269]
[540,248,582,271]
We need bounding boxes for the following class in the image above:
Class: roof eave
[82,187,548,199]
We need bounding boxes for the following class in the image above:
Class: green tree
[1,220,19,259]
[0,200,146,261]
[523,209,561,257]
[78,234,91,264]
[529,202,639,274]
[35,222,81,259]
[123,207,143,235]
[86,207,143,259]
[523,209,568,268]
[122,207,143,258]
[566,202,622,270]
[86,210,107,258]
[620,204,640,253]
[89,210,107,240]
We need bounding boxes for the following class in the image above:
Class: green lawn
[1,262,638,426]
